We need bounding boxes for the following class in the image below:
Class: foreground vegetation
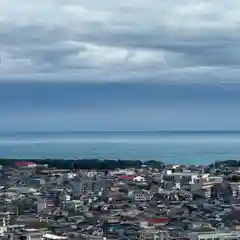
[0,158,165,169]
[0,158,240,170]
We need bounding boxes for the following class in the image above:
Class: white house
[163,172,200,184]
[111,169,136,176]
[133,176,146,182]
[43,233,68,240]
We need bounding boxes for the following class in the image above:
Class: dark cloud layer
[0,0,240,81]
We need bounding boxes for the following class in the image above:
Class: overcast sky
[0,0,240,131]
[0,0,240,81]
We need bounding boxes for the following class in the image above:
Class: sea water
[0,131,240,164]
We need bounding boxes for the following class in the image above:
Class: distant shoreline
[0,158,165,169]
[0,158,239,169]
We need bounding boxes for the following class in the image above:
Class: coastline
[0,158,239,169]
[0,158,164,169]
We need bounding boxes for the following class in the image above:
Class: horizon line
[1,130,240,134]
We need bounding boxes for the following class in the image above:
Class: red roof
[118,175,136,180]
[148,217,170,224]
[15,161,36,167]
[138,213,170,224]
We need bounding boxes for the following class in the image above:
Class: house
[64,200,84,212]
[118,175,136,181]
[70,178,111,195]
[81,170,97,178]
[129,190,153,202]
[27,177,46,186]
[7,187,37,195]
[133,176,146,182]
[43,233,68,240]
[58,191,71,201]
[140,229,169,240]
[188,231,240,240]
[37,199,47,213]
[111,169,136,176]
[163,171,200,185]
[15,161,37,168]
[8,230,43,240]
[192,188,211,199]
[157,189,176,200]
[211,181,233,203]
[230,182,240,198]
[0,217,7,236]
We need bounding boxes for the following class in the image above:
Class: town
[0,159,240,240]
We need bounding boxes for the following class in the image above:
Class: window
[19,236,27,240]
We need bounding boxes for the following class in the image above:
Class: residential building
[188,231,240,240]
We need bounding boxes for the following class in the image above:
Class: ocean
[0,131,240,164]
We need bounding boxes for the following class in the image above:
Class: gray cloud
[0,0,240,82]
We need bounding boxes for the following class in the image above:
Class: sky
[0,0,240,131]
[1,82,240,131]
